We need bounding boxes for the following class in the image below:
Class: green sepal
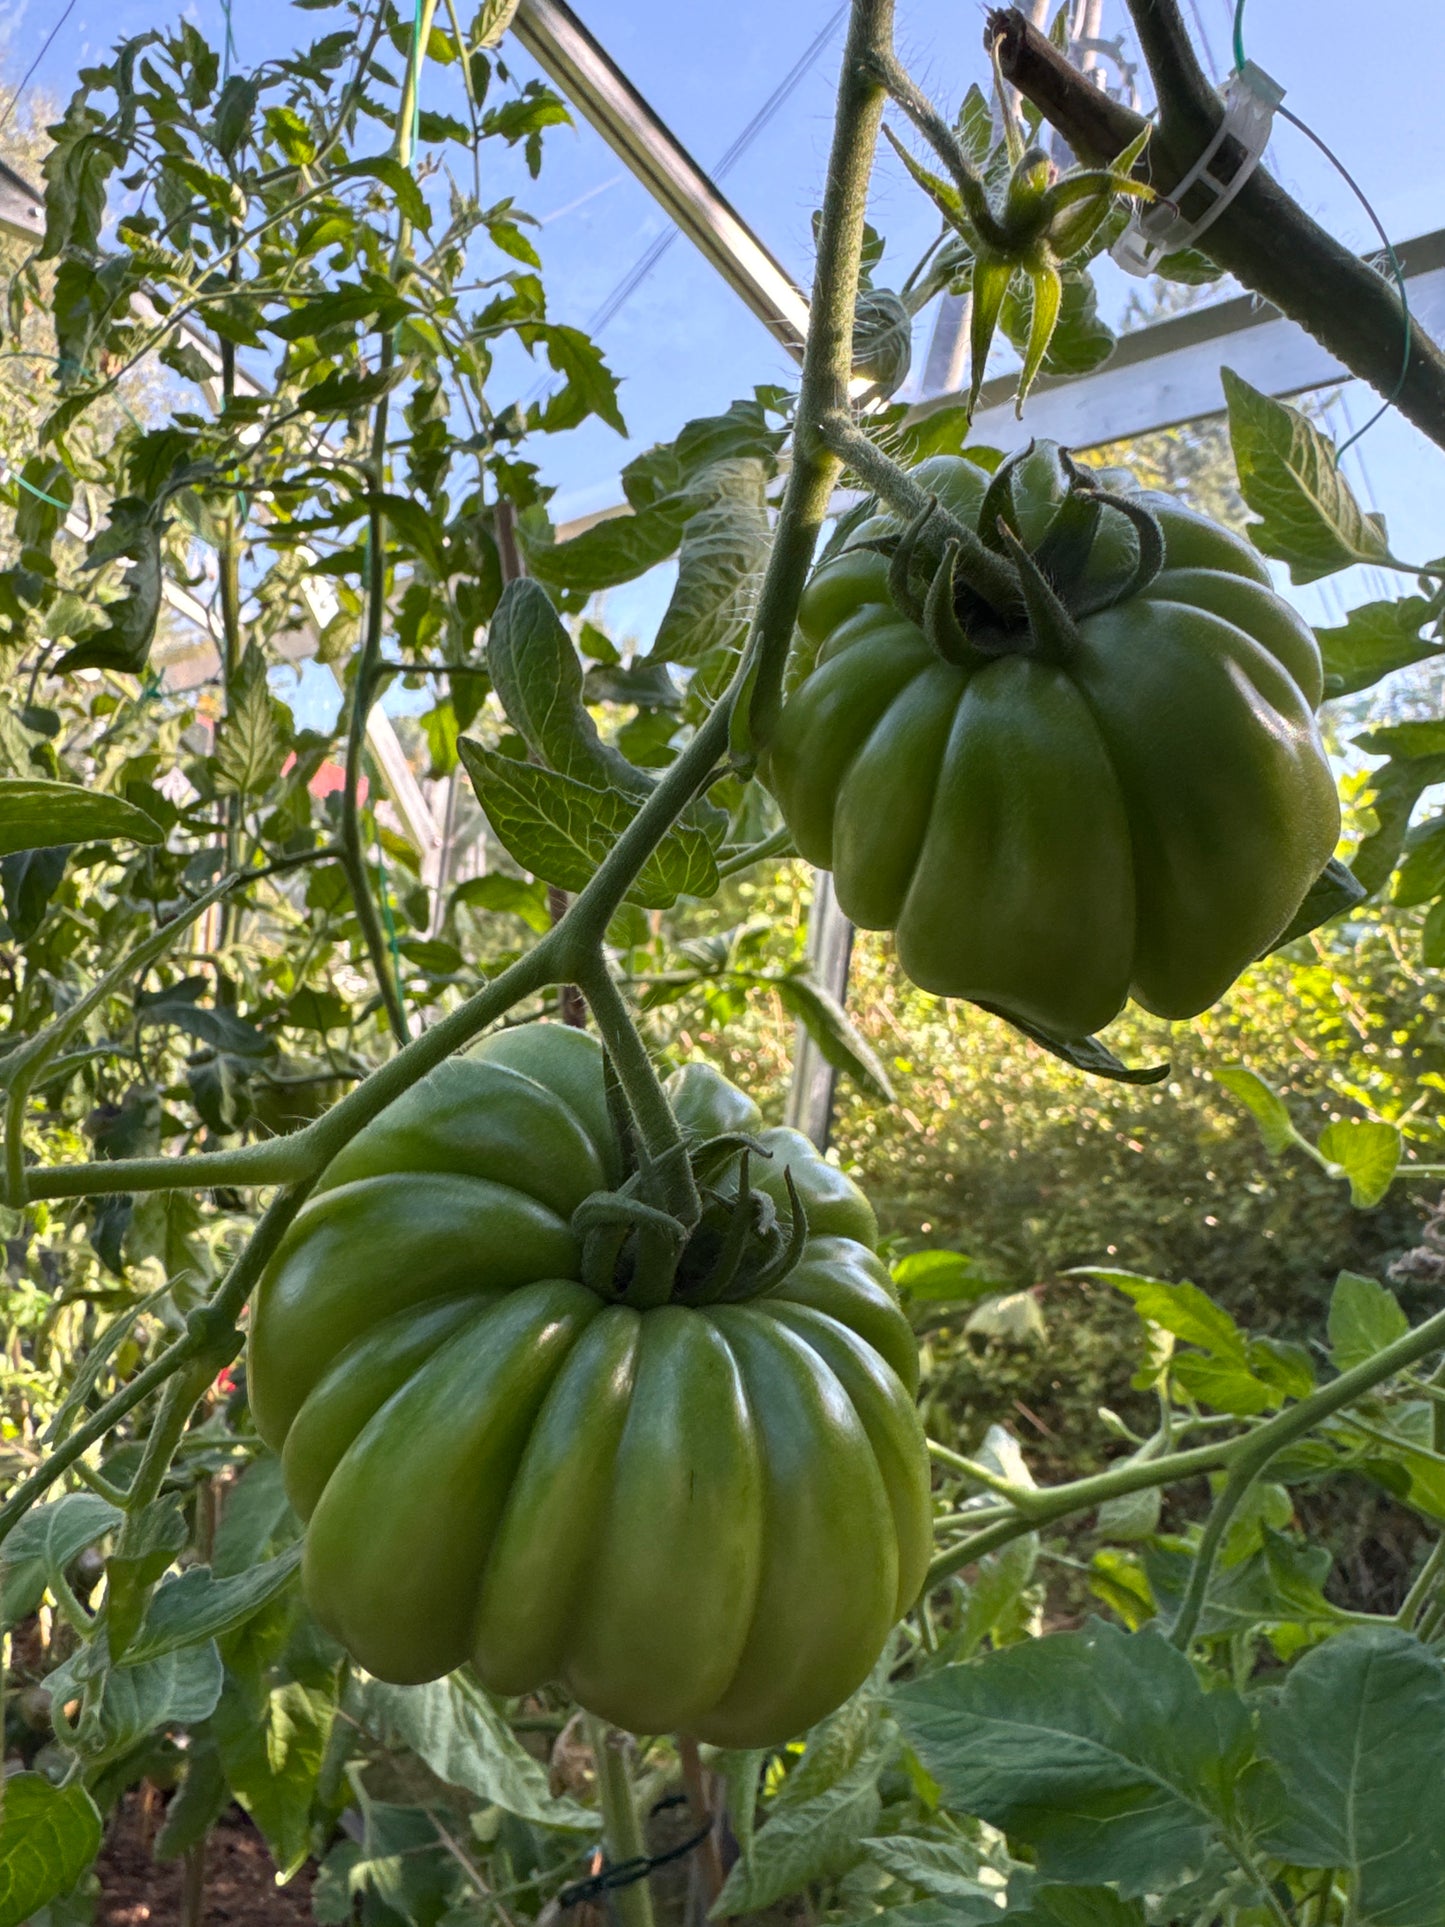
[994,519,1084,666]
[976,1000,1170,1085]
[967,253,1015,418]
[1261,856,1367,955]
[1015,257,1063,415]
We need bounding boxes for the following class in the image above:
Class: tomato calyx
[871,441,1167,670]
[570,1137,811,1311]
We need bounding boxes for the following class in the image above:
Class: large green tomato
[765,447,1340,1038]
[247,1023,930,1747]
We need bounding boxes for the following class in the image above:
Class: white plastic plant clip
[1111,62,1284,277]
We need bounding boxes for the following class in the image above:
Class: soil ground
[94,1797,314,1926]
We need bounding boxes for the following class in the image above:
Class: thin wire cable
[533,2,845,394]
[1184,0,1220,82]
[220,0,237,88]
[0,0,79,138]
[590,2,846,332]
[1232,0,1410,457]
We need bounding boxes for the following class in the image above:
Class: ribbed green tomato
[247,1023,930,1747]
[765,448,1340,1038]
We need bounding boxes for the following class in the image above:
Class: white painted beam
[918,228,1445,452]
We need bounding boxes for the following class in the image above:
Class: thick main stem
[336,0,438,1046]
[586,1716,656,1927]
[744,0,895,749]
[339,339,409,1047]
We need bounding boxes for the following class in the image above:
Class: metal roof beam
[512,0,810,359]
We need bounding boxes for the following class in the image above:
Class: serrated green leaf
[949,1531,1040,1658]
[1214,1064,1299,1155]
[473,0,523,47]
[485,578,647,797]
[334,153,430,230]
[711,1747,887,1917]
[774,1686,878,1808]
[522,497,689,591]
[213,644,290,798]
[1352,747,1445,898]
[893,1623,1255,1897]
[104,1497,188,1660]
[862,1832,996,1906]
[457,738,718,909]
[2,1492,122,1626]
[1264,856,1366,951]
[216,1677,334,1879]
[1318,1118,1402,1207]
[212,1453,301,1576]
[348,1673,593,1831]
[154,1732,229,1861]
[654,486,771,668]
[1223,367,1392,582]
[1259,1627,1445,1924]
[1084,1270,1249,1361]
[0,778,161,856]
[765,971,895,1102]
[892,1248,1009,1303]
[56,501,165,674]
[867,1834,1001,1911]
[978,1000,1168,1085]
[55,1641,225,1764]
[0,1774,102,1927]
[1317,595,1441,697]
[1001,1883,1147,1925]
[1394,815,1445,908]
[1328,1270,1409,1372]
[130,1546,302,1663]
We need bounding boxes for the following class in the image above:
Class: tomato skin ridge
[247,1022,929,1747]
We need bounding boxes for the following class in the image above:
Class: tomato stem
[578,962,701,1236]
[585,1716,657,1927]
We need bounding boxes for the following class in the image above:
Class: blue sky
[4,0,1443,698]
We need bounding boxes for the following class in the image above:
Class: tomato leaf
[976,1002,1168,1086]
[1317,594,1442,698]
[1317,1118,1402,1208]
[765,970,896,1103]
[1,1492,122,1628]
[1257,1627,1445,1923]
[0,777,161,857]
[129,1546,302,1664]
[711,1745,888,1917]
[1213,1064,1300,1156]
[348,1673,594,1832]
[1222,368,1392,582]
[522,496,690,591]
[457,738,719,909]
[1327,1270,1408,1373]
[486,578,648,796]
[1262,856,1366,950]
[892,1623,1258,1897]
[654,476,771,669]
[0,1774,103,1926]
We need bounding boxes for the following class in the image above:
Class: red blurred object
[280,753,365,805]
